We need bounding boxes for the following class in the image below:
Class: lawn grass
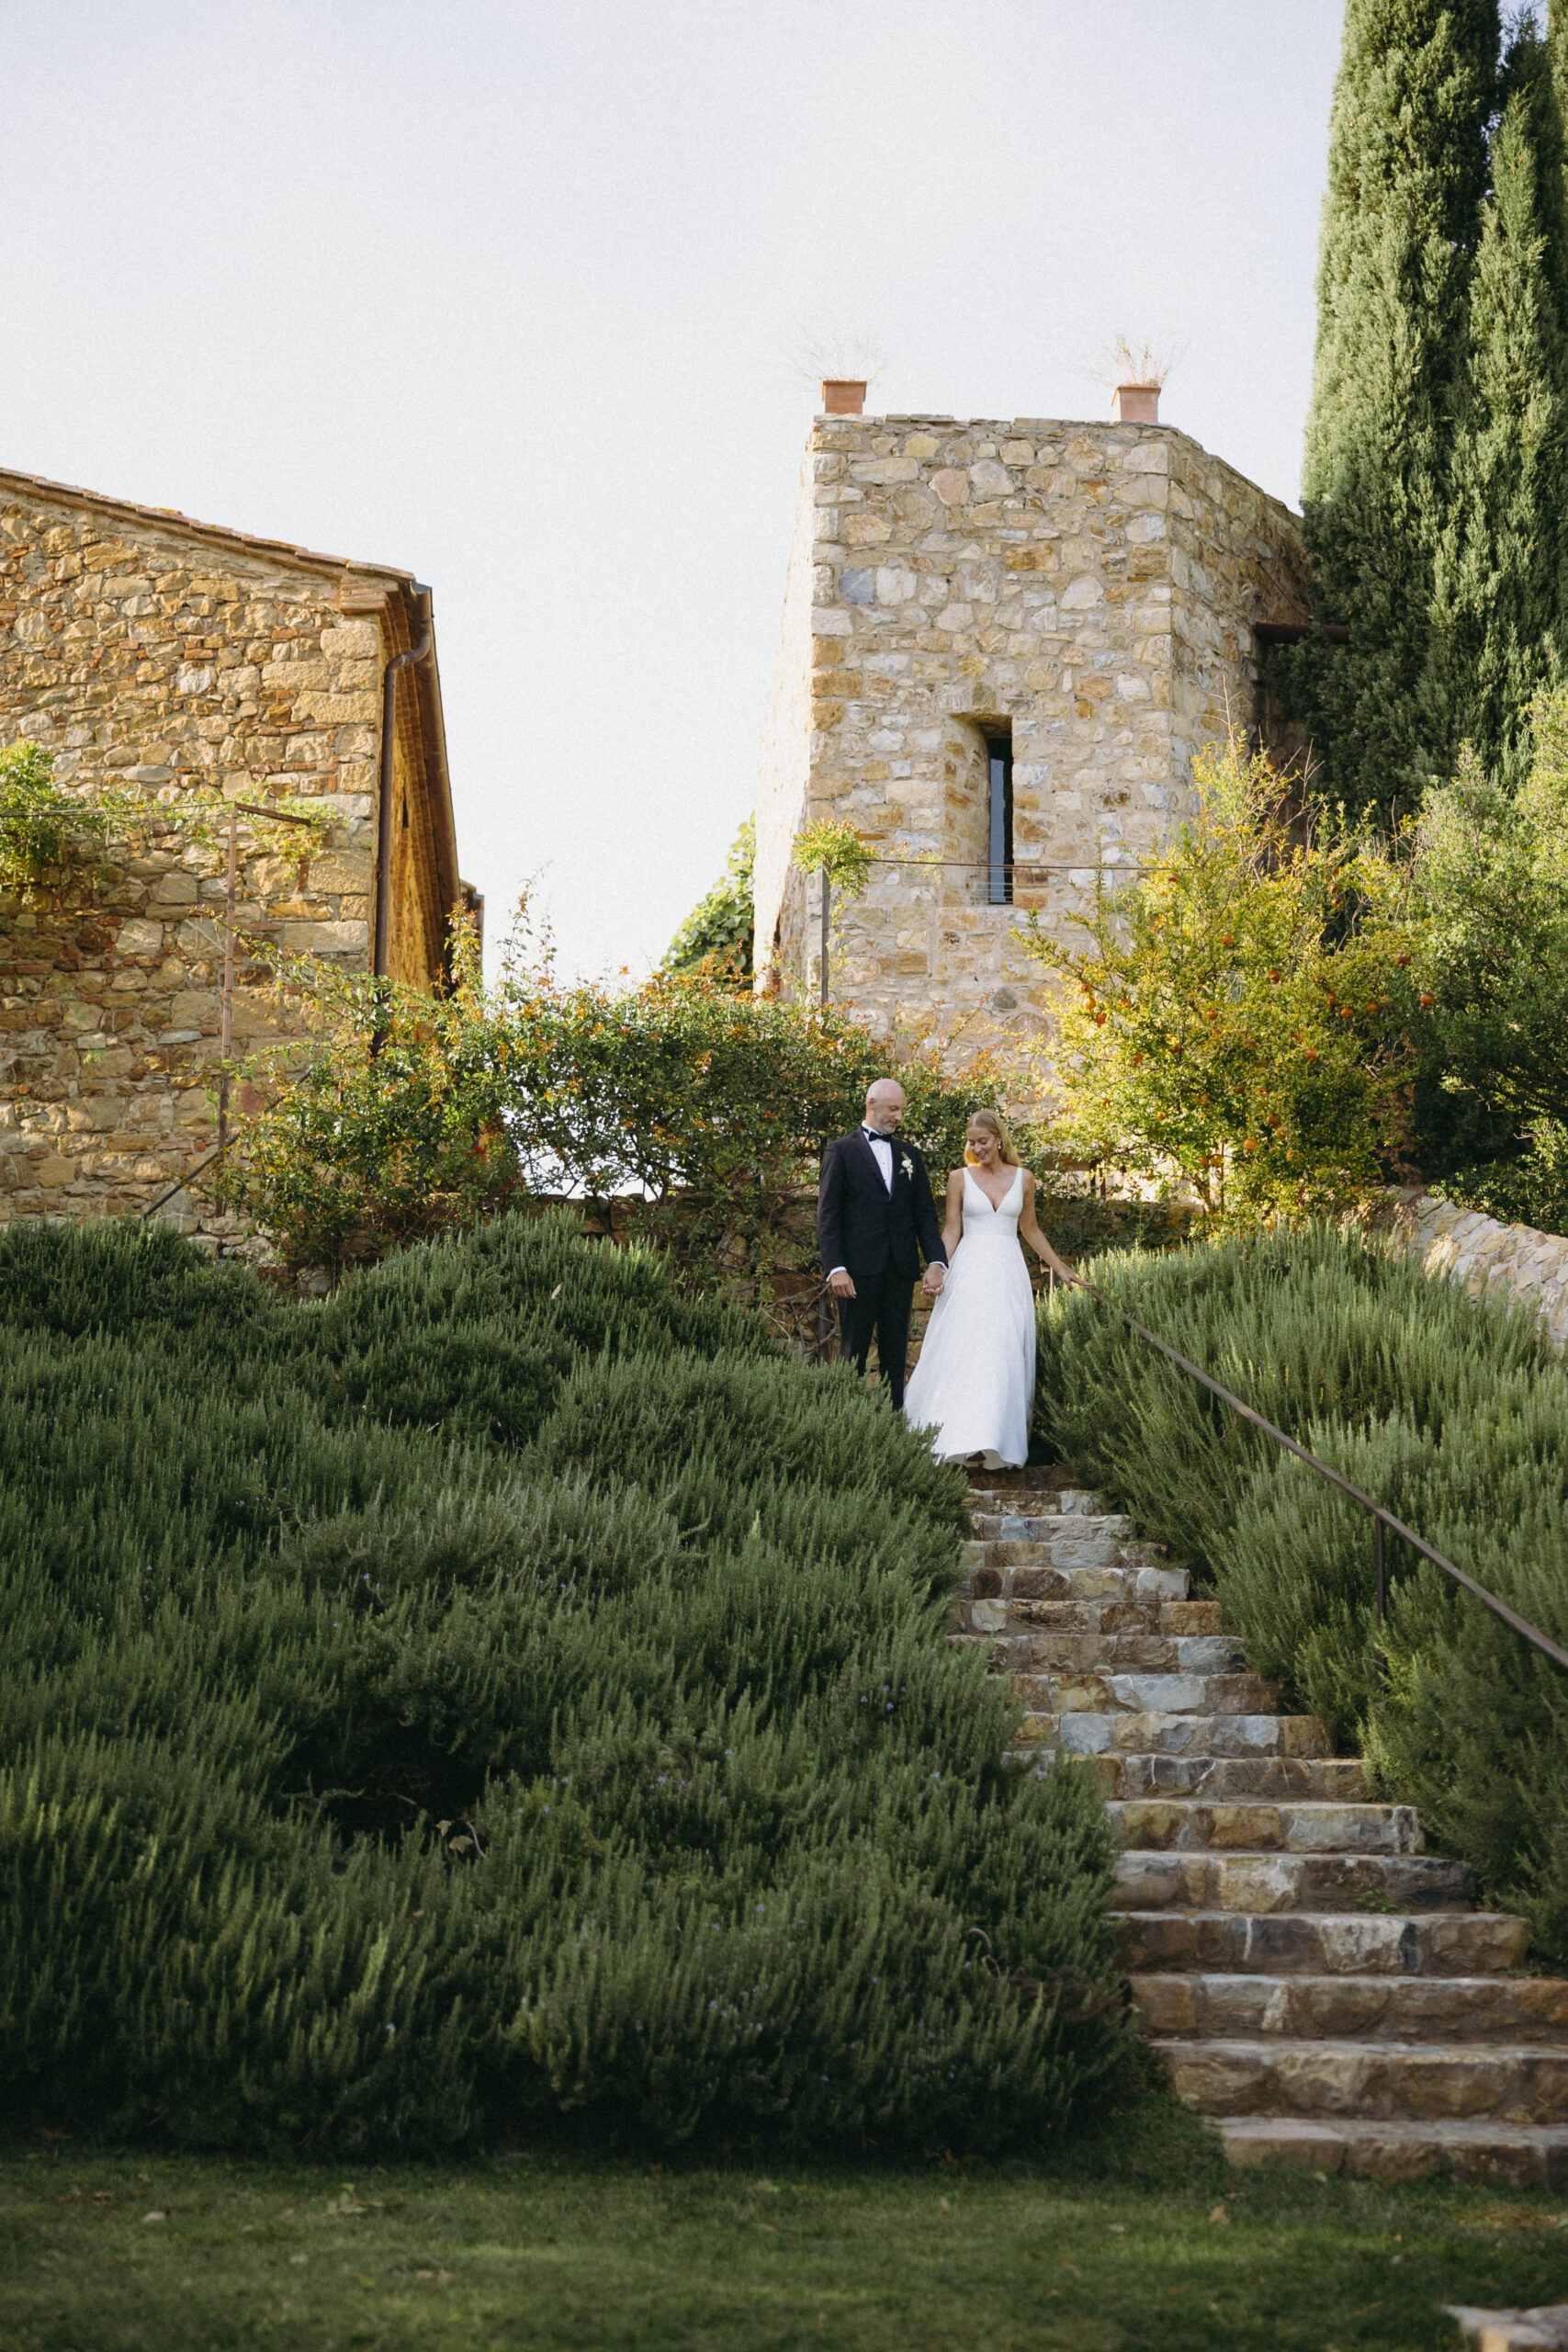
[4,2098,1568,2352]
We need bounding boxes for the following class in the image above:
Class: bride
[903,1108,1081,1468]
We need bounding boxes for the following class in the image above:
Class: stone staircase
[955,1467,1568,2185]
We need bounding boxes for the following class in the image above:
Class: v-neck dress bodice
[902,1166,1035,1467]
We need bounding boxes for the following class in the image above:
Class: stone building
[0,463,473,1233]
[752,390,1308,1067]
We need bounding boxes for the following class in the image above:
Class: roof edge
[0,461,419,590]
[808,416,1303,525]
[1,462,465,955]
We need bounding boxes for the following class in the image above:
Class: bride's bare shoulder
[946,1165,966,1188]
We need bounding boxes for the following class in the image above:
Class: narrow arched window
[986,728,1013,905]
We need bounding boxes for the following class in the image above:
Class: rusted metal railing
[1063,1273,1568,1671]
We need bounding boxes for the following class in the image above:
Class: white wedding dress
[903,1166,1035,1467]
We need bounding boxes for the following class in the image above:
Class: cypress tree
[1281,0,1499,815]
[1433,17,1568,783]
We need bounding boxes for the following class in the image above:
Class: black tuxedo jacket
[818,1129,948,1285]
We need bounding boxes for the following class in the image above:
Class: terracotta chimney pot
[1111,383,1160,425]
[822,379,868,416]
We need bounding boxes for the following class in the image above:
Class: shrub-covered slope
[1035,1227,1568,1958]
[0,1214,1125,2154]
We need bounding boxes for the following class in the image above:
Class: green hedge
[0,1213,1127,2154]
[1034,1226,1568,1959]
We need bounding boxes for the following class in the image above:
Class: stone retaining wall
[1387,1191,1568,1351]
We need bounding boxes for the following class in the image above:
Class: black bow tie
[864,1129,890,1145]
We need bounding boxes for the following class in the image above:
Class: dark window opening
[986,728,1013,905]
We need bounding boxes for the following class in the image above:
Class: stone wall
[753,411,1307,1069]
[1388,1192,1568,1352]
[0,472,457,1238]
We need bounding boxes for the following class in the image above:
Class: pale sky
[3,2,1342,980]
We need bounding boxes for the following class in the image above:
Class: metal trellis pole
[214,797,316,1152]
[218,809,238,1151]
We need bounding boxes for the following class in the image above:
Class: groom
[818,1078,947,1410]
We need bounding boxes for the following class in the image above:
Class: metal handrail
[1063,1273,1568,1676]
[138,1134,234,1222]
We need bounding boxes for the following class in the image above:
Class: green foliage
[221,918,528,1273]
[792,819,875,898]
[1278,0,1500,811]
[0,737,330,896]
[1416,689,1568,1135]
[1034,1224,1568,1958]
[0,739,106,884]
[1382,686,1568,1241]
[0,1213,1128,2153]
[1278,7,1568,803]
[1024,738,1422,1219]
[1030,1192,1196,1265]
[1436,1115,1568,1237]
[664,817,755,989]
[223,902,1046,1280]
[1432,20,1568,785]
[1402,685,1568,1228]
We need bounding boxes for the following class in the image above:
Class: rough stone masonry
[753,407,1308,1070]
[0,466,469,1243]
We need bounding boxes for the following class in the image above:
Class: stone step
[1133,1972,1568,2044]
[949,1632,1034,1670]
[1006,1581,1194,1621]
[1114,1908,1529,1978]
[1215,2115,1568,2186]
[1154,2035,1568,2124]
[1013,1669,1277,1717]
[966,1486,1106,1518]
[963,1527,1156,1566]
[1116,1849,1474,1914]
[1025,1632,1247,1674]
[964,1564,1190,1623]
[954,1627,1255,1683]
[1097,1756,1368,1802]
[1108,1797,1422,1857]
[969,1510,1139,1543]
[1013,1597,1224,1637]
[964,1487,1559,2165]
[1043,1711,1332,1760]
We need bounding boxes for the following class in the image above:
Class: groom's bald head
[864,1080,906,1135]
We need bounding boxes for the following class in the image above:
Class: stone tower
[752,395,1307,1066]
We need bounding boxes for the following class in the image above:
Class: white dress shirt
[829,1127,897,1279]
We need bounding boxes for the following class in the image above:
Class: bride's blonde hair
[964,1107,1021,1167]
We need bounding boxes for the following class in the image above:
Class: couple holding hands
[817,1078,1081,1470]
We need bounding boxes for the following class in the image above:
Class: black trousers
[836,1270,915,1409]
